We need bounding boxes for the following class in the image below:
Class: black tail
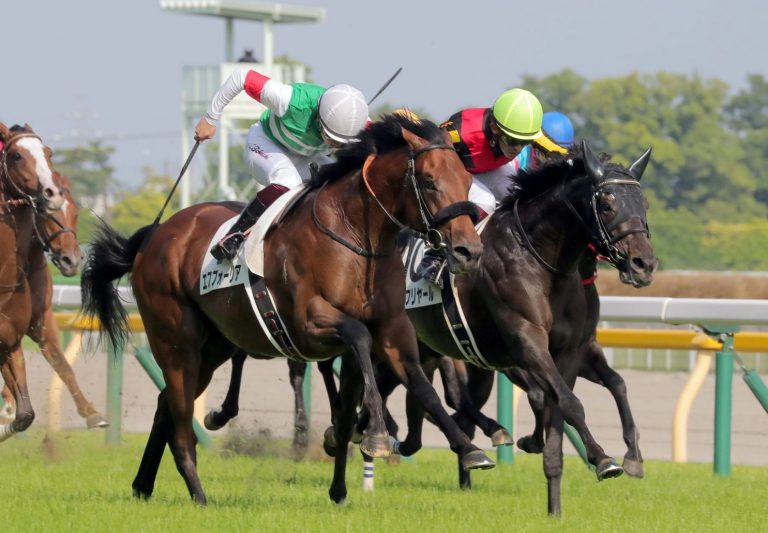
[81,221,155,351]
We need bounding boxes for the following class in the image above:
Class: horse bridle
[0,132,49,214]
[514,168,648,275]
[312,143,478,258]
[32,199,77,270]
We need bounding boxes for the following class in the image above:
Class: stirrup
[416,255,446,288]
[210,232,245,262]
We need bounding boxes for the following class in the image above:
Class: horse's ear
[0,121,10,144]
[628,146,652,181]
[582,139,604,180]
[23,123,34,133]
[401,126,426,151]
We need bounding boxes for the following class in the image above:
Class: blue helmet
[541,112,574,148]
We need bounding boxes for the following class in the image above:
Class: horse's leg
[30,308,108,429]
[328,354,364,504]
[288,359,309,458]
[374,313,494,471]
[542,401,565,517]
[1,384,15,419]
[505,367,546,454]
[447,362,512,446]
[0,346,35,442]
[204,349,247,431]
[580,340,643,477]
[513,323,621,480]
[132,389,172,500]
[306,299,390,457]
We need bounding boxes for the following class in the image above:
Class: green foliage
[109,167,176,235]
[521,70,768,270]
[52,141,116,208]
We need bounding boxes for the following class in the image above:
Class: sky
[2,0,766,189]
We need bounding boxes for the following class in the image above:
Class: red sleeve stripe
[244,70,271,101]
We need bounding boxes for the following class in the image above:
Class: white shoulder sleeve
[259,79,293,117]
[204,68,249,125]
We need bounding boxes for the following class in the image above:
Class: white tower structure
[160,1,325,206]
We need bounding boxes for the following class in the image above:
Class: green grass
[1,430,765,533]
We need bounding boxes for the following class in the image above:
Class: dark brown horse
[400,141,657,515]
[81,114,490,505]
[1,172,108,429]
[0,123,65,442]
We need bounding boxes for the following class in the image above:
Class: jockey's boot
[210,183,290,262]
[416,248,447,287]
[210,197,266,261]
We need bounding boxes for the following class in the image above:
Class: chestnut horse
[0,123,65,441]
[81,114,490,505]
[0,172,108,429]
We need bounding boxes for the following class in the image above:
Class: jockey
[195,68,369,261]
[416,88,544,284]
[511,111,574,174]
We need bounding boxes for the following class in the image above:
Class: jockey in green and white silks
[195,68,369,261]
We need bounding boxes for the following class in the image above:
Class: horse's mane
[312,113,447,187]
[496,144,615,212]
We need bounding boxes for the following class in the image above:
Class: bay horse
[399,141,657,515]
[0,123,66,442]
[1,172,108,429]
[80,114,491,505]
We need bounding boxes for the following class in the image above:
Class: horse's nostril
[61,256,72,267]
[453,246,472,262]
[631,257,646,271]
[44,187,57,199]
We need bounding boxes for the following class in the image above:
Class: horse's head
[36,172,81,276]
[583,141,658,287]
[0,122,64,213]
[398,124,482,275]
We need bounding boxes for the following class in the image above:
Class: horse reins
[312,143,477,258]
[514,170,648,275]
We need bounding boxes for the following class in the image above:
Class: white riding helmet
[318,84,369,144]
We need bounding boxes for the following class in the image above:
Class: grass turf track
[1,430,765,532]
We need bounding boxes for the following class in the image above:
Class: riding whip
[368,67,403,105]
[152,140,199,226]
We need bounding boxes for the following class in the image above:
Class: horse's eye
[420,177,437,191]
[11,152,22,162]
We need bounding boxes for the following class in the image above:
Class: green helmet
[492,88,543,140]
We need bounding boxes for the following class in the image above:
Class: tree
[110,168,175,236]
[52,141,116,213]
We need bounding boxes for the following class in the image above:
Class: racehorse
[399,141,657,515]
[80,114,491,505]
[1,172,108,429]
[0,123,65,442]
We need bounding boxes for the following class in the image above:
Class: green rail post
[133,347,213,448]
[701,324,738,477]
[714,332,735,476]
[564,423,591,468]
[496,372,514,464]
[105,340,124,446]
[742,368,768,413]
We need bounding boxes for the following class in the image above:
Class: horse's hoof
[350,426,363,445]
[388,436,400,455]
[461,449,495,470]
[322,426,337,457]
[596,458,624,481]
[622,457,645,478]
[490,428,514,447]
[86,414,109,429]
[329,489,347,505]
[516,435,543,454]
[132,488,152,501]
[203,411,225,431]
[360,433,391,458]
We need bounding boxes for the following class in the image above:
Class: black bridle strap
[431,201,478,228]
